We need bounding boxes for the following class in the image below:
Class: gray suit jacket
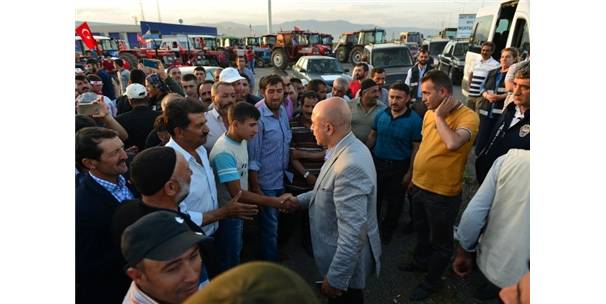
[297,132,381,290]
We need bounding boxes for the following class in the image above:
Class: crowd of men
[75,46,529,304]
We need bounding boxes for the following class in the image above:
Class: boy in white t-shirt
[209,102,292,271]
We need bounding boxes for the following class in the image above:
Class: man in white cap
[219,67,246,103]
[116,83,160,151]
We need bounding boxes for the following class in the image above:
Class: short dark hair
[514,62,530,79]
[228,102,260,124]
[130,69,146,85]
[370,67,385,77]
[237,56,246,63]
[306,79,326,93]
[182,73,197,82]
[197,80,214,95]
[114,59,124,68]
[481,41,495,50]
[75,114,96,133]
[354,62,369,72]
[418,48,428,55]
[261,74,284,91]
[75,74,88,82]
[239,72,250,84]
[290,77,302,85]
[421,70,452,94]
[163,99,206,136]
[193,66,206,73]
[167,66,180,75]
[76,127,119,169]
[301,91,319,102]
[86,74,102,82]
[389,82,411,96]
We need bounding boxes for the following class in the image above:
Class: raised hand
[223,191,259,220]
[435,95,458,118]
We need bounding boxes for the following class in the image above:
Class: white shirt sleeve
[405,68,412,86]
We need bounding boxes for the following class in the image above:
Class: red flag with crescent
[136,33,146,47]
[76,22,97,49]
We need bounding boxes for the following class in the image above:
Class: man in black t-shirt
[116,84,160,152]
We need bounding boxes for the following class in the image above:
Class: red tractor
[270,29,324,70]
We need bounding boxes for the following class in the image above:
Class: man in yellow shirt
[401,70,479,301]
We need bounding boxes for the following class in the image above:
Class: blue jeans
[214,218,244,271]
[247,60,255,73]
[259,188,283,261]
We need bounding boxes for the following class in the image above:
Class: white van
[461,0,530,96]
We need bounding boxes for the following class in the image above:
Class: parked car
[437,40,469,85]
[291,56,351,89]
[364,43,414,88]
[422,39,449,66]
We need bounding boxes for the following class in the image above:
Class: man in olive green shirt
[349,79,386,142]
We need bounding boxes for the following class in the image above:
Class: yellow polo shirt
[412,105,479,196]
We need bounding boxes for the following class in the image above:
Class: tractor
[333,28,386,64]
[270,30,323,70]
[243,36,271,67]
[308,32,333,56]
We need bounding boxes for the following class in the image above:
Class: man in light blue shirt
[249,74,293,261]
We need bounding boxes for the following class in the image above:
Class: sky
[75,0,501,29]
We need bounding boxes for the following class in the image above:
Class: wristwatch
[303,171,310,179]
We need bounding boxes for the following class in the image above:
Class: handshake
[277,193,299,213]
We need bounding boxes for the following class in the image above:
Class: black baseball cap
[121,211,206,267]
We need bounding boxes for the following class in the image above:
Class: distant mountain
[199,20,439,40]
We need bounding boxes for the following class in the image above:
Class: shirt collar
[166,137,206,163]
[89,172,127,189]
[324,132,352,161]
[210,108,222,119]
[258,100,284,118]
[127,282,160,304]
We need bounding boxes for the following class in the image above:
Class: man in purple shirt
[249,74,293,261]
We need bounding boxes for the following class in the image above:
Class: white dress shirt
[203,108,227,152]
[166,138,219,236]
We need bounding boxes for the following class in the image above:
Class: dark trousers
[327,288,364,304]
[410,185,461,285]
[374,157,409,236]
[475,115,499,155]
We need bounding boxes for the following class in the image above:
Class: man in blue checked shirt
[76,127,138,304]
[249,74,294,261]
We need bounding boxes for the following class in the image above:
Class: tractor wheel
[336,47,347,63]
[255,56,266,68]
[349,46,364,64]
[271,49,288,70]
[120,52,138,70]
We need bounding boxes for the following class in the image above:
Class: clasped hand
[278,193,299,213]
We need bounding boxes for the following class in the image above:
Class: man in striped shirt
[467,42,500,111]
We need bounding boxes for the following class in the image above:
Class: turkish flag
[136,33,146,47]
[76,22,97,50]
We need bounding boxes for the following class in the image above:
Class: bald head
[313,97,351,130]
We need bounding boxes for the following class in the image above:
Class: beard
[175,179,190,204]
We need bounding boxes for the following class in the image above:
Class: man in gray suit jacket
[284,97,382,304]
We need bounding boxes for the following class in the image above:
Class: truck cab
[461,0,530,96]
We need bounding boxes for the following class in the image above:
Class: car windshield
[453,43,469,57]
[307,59,343,74]
[428,41,449,56]
[322,36,333,45]
[372,48,413,68]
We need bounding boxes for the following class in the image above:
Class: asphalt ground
[242,66,494,303]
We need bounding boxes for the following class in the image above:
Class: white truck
[461,0,529,96]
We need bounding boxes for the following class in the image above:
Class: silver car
[291,56,351,88]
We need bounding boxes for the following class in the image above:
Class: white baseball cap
[219,67,245,83]
[125,83,148,99]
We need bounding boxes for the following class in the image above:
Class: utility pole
[156,0,162,22]
[139,0,145,21]
[267,0,272,34]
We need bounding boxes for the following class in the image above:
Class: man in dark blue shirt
[366,83,422,245]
